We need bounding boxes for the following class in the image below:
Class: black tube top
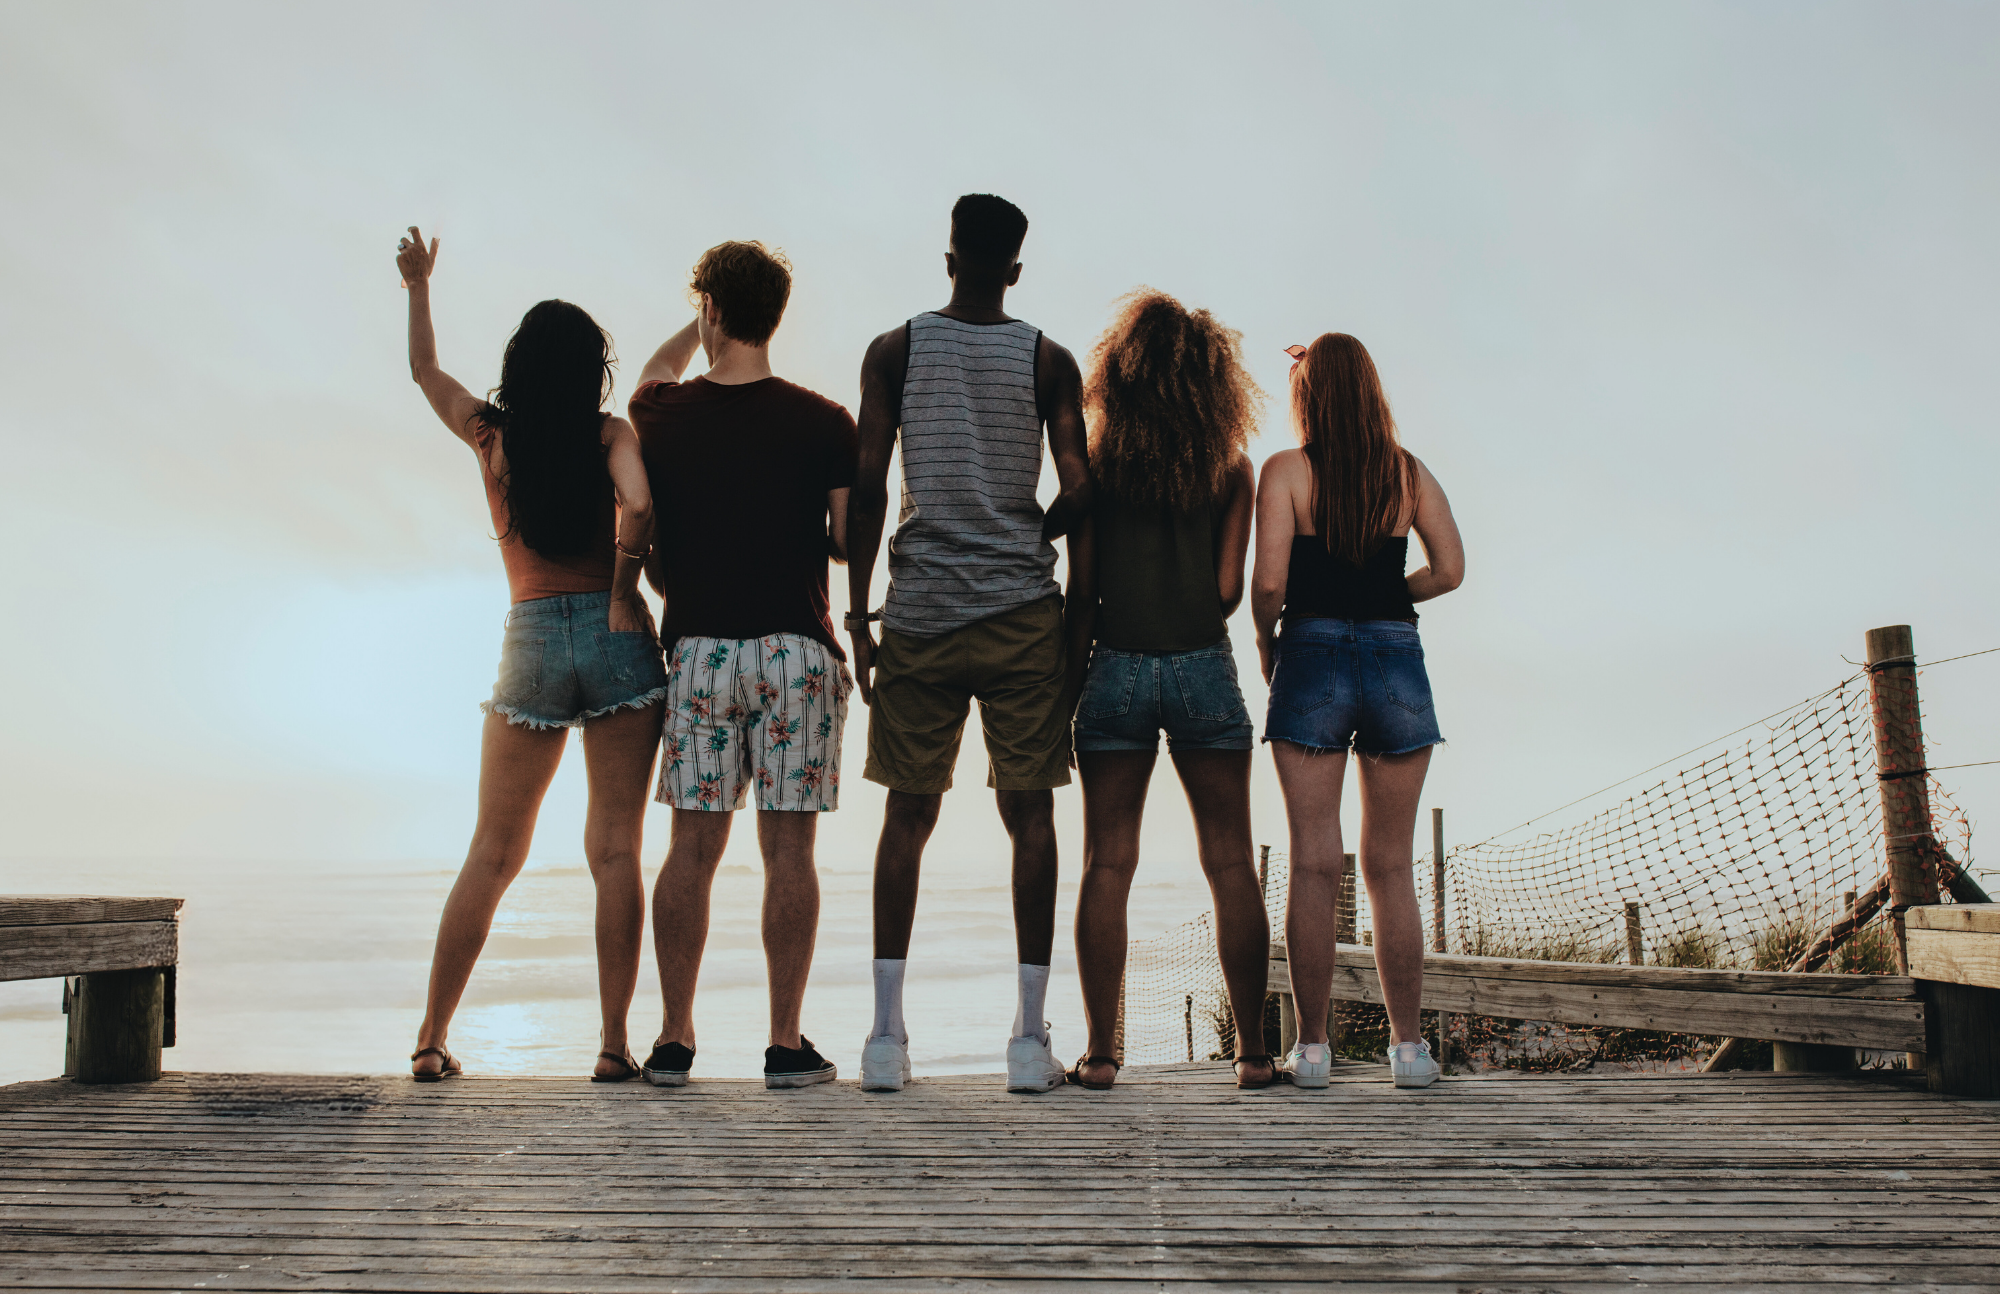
[1282,535,1417,622]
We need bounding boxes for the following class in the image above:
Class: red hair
[1292,333,1413,565]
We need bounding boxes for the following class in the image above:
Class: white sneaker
[1391,1040,1441,1089]
[860,1034,911,1092]
[1280,1041,1332,1089]
[1005,1028,1065,1094]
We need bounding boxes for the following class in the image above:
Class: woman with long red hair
[1250,333,1464,1089]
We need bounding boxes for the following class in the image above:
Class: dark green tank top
[1092,493,1227,652]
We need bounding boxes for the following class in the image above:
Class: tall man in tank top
[845,194,1094,1093]
[627,241,859,1091]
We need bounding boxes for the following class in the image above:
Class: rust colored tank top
[472,419,616,604]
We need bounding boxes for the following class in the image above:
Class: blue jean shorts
[1263,618,1442,755]
[483,591,669,730]
[1073,637,1255,754]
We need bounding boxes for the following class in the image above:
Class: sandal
[1067,1054,1121,1091]
[591,1049,641,1083]
[410,1046,461,1082]
[1233,1054,1277,1090]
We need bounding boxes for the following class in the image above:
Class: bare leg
[1075,751,1155,1083]
[1270,741,1347,1047]
[872,790,940,959]
[997,789,1059,966]
[1354,748,1433,1045]
[414,713,568,1074]
[578,702,663,1076]
[652,809,734,1049]
[1169,749,1272,1071]
[757,811,820,1049]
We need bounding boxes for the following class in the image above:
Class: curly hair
[689,240,792,346]
[1084,289,1263,512]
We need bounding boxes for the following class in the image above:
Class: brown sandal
[410,1046,461,1082]
[591,1050,641,1083]
[1067,1055,1121,1091]
[1233,1054,1277,1090]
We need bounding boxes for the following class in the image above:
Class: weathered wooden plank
[1267,957,1926,1049]
[1906,903,2000,935]
[1271,942,1918,997]
[0,896,184,927]
[0,920,178,982]
[1907,925,2000,991]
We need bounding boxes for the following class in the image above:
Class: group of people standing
[396,193,1464,1096]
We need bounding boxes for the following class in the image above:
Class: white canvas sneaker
[1391,1040,1441,1089]
[1005,1028,1066,1094]
[860,1034,912,1092]
[1280,1041,1332,1089]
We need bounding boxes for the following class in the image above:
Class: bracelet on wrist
[843,610,881,625]
[615,541,652,561]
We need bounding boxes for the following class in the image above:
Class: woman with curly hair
[1250,333,1464,1090]
[1066,290,1274,1091]
[394,227,667,1084]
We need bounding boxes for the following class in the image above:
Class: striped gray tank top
[883,312,1059,637]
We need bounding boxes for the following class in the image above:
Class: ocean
[0,850,1221,1086]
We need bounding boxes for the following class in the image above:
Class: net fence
[1119,667,1983,1069]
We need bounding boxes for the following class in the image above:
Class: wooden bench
[0,896,182,1084]
[1905,902,2000,1098]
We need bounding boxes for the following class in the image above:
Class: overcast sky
[1,2,1994,890]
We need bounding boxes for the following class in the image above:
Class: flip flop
[591,1049,641,1083]
[1233,1054,1277,1090]
[410,1046,461,1082]
[1066,1054,1121,1091]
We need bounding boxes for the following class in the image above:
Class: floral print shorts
[657,633,853,812]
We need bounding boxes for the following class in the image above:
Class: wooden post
[1432,808,1449,1064]
[1112,970,1126,1064]
[68,968,165,1084]
[1183,994,1194,1064]
[1624,902,1645,966]
[1334,854,1357,1048]
[1258,844,1270,902]
[1867,625,1942,966]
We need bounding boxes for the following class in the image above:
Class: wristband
[615,541,653,561]
[843,610,881,625]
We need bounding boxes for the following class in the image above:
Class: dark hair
[689,240,792,346]
[1291,333,1414,567]
[477,299,616,558]
[950,193,1028,270]
[1085,288,1262,512]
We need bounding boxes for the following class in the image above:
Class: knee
[587,845,641,878]
[995,790,1054,838]
[884,791,941,836]
[1290,852,1344,882]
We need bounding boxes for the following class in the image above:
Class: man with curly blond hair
[627,239,858,1091]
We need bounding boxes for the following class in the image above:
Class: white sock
[871,959,907,1042]
[1013,963,1049,1042]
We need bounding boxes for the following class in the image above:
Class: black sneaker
[764,1036,837,1089]
[642,1041,694,1087]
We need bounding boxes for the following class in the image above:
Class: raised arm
[637,316,702,389]
[1250,450,1302,684]
[603,417,659,639]
[396,227,484,446]
[845,324,907,705]
[1036,334,1093,540]
[1403,456,1464,603]
[1213,453,1257,619]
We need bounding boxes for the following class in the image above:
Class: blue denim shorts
[483,591,669,730]
[1263,618,1442,755]
[1073,637,1255,754]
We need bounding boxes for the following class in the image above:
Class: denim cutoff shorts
[1073,637,1255,753]
[482,590,669,730]
[1263,618,1442,755]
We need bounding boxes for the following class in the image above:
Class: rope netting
[1118,667,1984,1069]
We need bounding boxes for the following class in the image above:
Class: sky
[2,1,1995,894]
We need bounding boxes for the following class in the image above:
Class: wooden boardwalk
[2,1062,1997,1292]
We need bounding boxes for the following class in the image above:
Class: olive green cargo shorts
[863,594,1072,793]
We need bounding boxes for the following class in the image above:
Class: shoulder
[863,322,911,367]
[1259,447,1308,482]
[773,378,858,431]
[626,378,686,418]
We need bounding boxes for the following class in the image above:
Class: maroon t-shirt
[629,376,858,660]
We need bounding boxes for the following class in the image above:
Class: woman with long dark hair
[1251,333,1463,1090]
[1066,290,1274,1091]
[395,228,667,1082]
